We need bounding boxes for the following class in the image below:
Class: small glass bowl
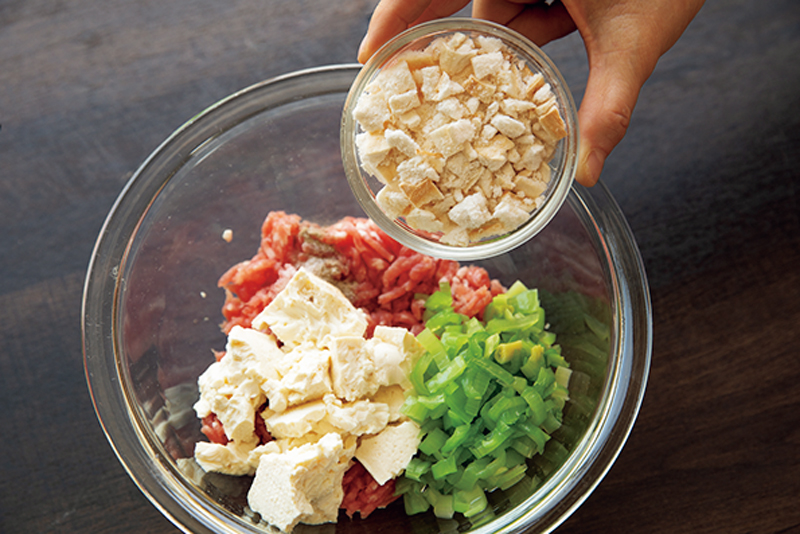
[342,18,578,261]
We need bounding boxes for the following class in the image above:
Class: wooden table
[1,0,798,532]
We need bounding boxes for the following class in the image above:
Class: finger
[357,0,471,63]
[473,0,576,47]
[574,55,644,186]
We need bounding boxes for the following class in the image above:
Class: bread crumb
[222,229,233,242]
[352,31,568,245]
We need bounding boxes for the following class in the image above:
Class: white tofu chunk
[254,268,368,349]
[248,433,352,533]
[193,326,281,442]
[329,336,377,402]
[194,437,259,476]
[355,421,422,485]
[264,342,332,412]
[263,399,329,438]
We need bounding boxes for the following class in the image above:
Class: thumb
[575,55,644,187]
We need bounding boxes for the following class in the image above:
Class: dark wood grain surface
[1,0,798,532]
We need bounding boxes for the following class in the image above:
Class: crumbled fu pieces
[353,33,568,245]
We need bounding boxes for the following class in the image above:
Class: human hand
[357,0,704,186]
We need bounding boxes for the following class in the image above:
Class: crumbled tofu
[193,326,281,442]
[352,32,568,244]
[194,269,424,532]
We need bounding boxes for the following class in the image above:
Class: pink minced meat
[217,212,504,336]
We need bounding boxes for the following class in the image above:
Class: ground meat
[217,212,504,336]
[340,460,401,519]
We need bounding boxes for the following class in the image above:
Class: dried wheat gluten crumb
[355,32,568,245]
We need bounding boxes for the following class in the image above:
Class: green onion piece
[486,314,541,335]
[509,288,539,315]
[546,347,569,368]
[541,410,563,434]
[463,395,482,419]
[464,317,484,335]
[518,420,550,455]
[441,423,472,455]
[468,355,515,387]
[484,332,500,359]
[404,488,431,515]
[470,421,515,459]
[510,435,537,458]
[404,457,431,481]
[511,376,527,395]
[444,385,472,424]
[534,366,556,397]
[441,330,469,357]
[453,486,488,517]
[555,366,572,388]
[410,350,433,396]
[426,309,465,336]
[506,280,528,298]
[417,328,449,370]
[482,294,510,322]
[504,448,525,468]
[426,355,468,394]
[431,455,458,480]
[394,476,416,495]
[461,367,491,400]
[494,463,529,491]
[521,386,547,426]
[494,339,524,364]
[520,344,545,380]
[433,493,454,519]
[425,282,453,313]
[498,397,528,426]
[423,487,455,519]
[539,330,557,348]
[487,394,526,424]
[419,427,449,457]
[400,395,429,423]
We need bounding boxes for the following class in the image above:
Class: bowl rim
[341,18,579,261]
[82,63,651,534]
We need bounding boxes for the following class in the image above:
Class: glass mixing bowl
[83,64,651,534]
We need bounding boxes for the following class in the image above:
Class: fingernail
[357,36,368,64]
